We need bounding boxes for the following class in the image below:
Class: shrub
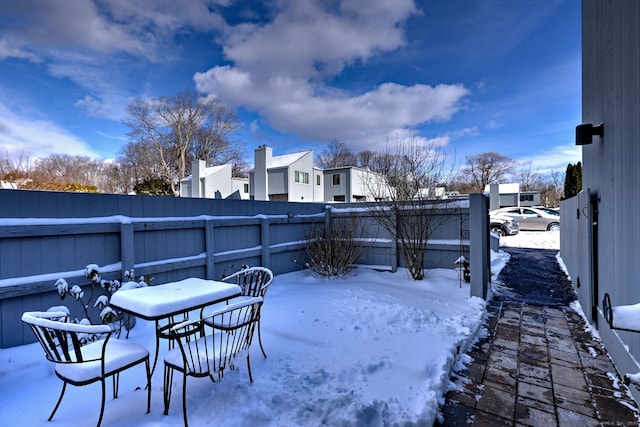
[52,264,149,340]
[301,215,369,278]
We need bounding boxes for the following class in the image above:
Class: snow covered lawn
[0,232,558,426]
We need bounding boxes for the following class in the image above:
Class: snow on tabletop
[109,277,241,318]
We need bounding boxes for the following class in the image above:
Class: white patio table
[110,278,242,375]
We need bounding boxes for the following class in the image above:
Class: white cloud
[0,0,227,60]
[221,0,417,79]
[74,95,115,120]
[487,119,503,130]
[0,38,39,62]
[517,144,581,172]
[0,103,100,162]
[196,0,468,151]
[196,68,468,150]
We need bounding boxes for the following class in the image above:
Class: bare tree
[115,139,168,193]
[124,89,241,195]
[517,161,541,191]
[357,150,377,169]
[17,154,104,192]
[316,139,358,169]
[366,138,457,280]
[462,152,518,192]
[0,152,30,184]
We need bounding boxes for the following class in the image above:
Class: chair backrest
[21,311,112,364]
[169,297,263,376]
[222,267,273,298]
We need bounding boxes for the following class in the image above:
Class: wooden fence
[0,190,487,348]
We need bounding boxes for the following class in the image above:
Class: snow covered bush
[52,264,149,339]
[301,214,370,278]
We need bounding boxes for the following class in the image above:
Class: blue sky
[0,0,581,174]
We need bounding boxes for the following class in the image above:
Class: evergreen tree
[563,162,582,199]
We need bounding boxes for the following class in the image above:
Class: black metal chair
[21,311,151,427]
[163,297,263,426]
[204,266,273,358]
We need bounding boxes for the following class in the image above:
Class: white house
[323,166,389,202]
[180,160,249,199]
[484,183,541,209]
[249,145,324,202]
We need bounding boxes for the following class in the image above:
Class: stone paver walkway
[437,300,640,426]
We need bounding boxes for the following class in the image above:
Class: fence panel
[0,190,481,348]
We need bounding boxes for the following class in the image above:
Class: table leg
[149,320,162,379]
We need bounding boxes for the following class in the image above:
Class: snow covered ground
[0,232,560,427]
[499,229,560,250]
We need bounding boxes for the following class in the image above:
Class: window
[243,183,249,193]
[332,174,341,186]
[316,175,321,185]
[520,194,534,202]
[294,170,309,184]
[333,195,346,202]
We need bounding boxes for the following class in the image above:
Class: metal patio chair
[203,266,273,358]
[163,297,263,427]
[21,311,151,427]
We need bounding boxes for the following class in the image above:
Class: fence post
[469,194,490,299]
[120,222,134,278]
[261,216,270,269]
[393,206,399,272]
[205,218,215,279]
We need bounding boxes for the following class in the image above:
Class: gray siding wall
[0,190,489,348]
[565,0,640,402]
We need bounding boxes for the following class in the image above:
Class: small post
[261,216,270,269]
[205,219,215,279]
[469,194,490,299]
[120,222,134,278]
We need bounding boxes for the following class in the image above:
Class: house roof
[181,164,228,182]
[249,150,312,172]
[483,183,520,194]
[269,151,311,169]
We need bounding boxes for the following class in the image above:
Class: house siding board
[564,0,640,403]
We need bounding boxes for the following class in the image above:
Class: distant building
[249,145,324,202]
[484,183,540,208]
[186,145,434,204]
[0,181,18,190]
[180,160,249,199]
[323,166,389,202]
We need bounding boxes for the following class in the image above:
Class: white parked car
[489,207,560,232]
[489,213,520,236]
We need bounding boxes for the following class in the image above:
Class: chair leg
[145,357,151,414]
[258,320,267,358]
[48,382,67,421]
[112,372,120,399]
[246,354,253,383]
[182,373,189,427]
[163,365,174,416]
[97,378,107,427]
